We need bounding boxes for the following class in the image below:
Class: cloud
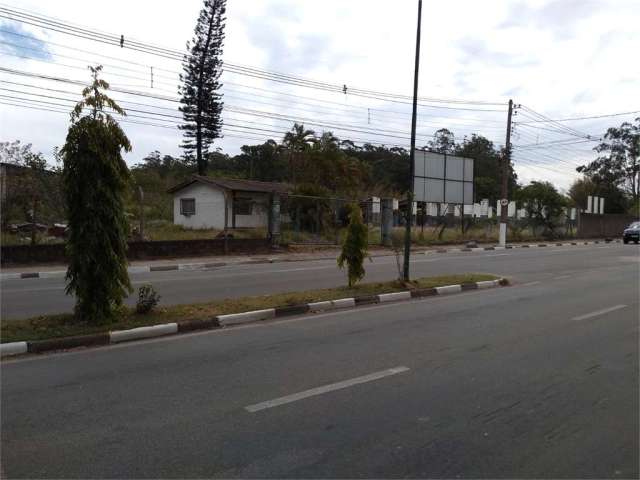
[0,22,52,60]
[243,15,355,75]
[456,37,538,68]
[499,0,602,39]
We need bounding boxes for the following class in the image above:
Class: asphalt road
[1,242,638,319]
[1,245,638,478]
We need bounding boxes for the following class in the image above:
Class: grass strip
[1,273,499,343]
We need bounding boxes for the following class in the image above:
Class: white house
[168,176,291,230]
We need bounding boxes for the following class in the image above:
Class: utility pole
[403,0,423,281]
[137,185,145,240]
[499,99,513,246]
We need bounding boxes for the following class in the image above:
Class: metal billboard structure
[413,150,474,205]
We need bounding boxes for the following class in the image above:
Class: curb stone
[377,291,412,303]
[1,278,509,358]
[218,308,275,326]
[1,239,623,281]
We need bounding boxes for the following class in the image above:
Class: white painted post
[587,195,593,213]
[499,222,507,246]
[599,197,605,214]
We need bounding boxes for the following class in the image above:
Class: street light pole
[402,0,423,282]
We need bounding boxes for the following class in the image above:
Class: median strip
[1,273,506,357]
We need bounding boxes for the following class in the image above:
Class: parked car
[622,221,640,244]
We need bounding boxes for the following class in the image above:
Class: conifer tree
[338,204,369,287]
[61,65,132,324]
[179,0,226,175]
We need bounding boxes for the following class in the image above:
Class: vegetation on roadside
[338,204,369,287]
[61,66,132,325]
[1,273,500,343]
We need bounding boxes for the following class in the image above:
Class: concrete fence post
[269,193,281,247]
[381,198,394,246]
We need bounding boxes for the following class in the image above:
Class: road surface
[1,243,638,478]
[1,242,637,319]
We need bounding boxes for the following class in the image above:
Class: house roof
[168,175,292,195]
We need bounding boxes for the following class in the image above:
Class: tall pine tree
[61,65,132,324]
[179,0,226,175]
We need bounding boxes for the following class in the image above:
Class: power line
[0,5,507,110]
[0,69,502,144]
[517,110,640,123]
[518,105,597,140]
[513,138,597,150]
[0,55,507,136]
[0,95,417,149]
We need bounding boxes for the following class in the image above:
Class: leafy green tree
[179,0,226,175]
[337,204,369,287]
[0,141,64,237]
[236,140,287,181]
[456,134,517,203]
[426,128,456,153]
[567,176,629,213]
[61,66,132,324]
[342,143,409,193]
[283,123,316,183]
[577,117,639,212]
[516,181,568,238]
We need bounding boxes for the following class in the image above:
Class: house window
[234,196,253,215]
[180,198,196,216]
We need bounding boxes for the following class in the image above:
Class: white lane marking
[486,253,510,257]
[521,281,541,286]
[553,275,571,280]
[572,304,627,321]
[245,366,410,413]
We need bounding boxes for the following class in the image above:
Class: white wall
[173,184,271,230]
[233,192,270,228]
[173,183,226,229]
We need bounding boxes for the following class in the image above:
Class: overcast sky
[1,0,638,190]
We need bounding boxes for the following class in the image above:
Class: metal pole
[499,99,513,246]
[403,0,422,281]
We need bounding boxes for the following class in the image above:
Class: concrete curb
[377,291,412,303]
[1,239,622,281]
[309,298,356,312]
[435,285,463,295]
[110,323,178,343]
[0,342,28,357]
[1,278,509,358]
[218,308,276,326]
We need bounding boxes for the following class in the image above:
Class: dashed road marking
[245,366,410,413]
[572,304,627,321]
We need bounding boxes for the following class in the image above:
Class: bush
[136,285,161,314]
[337,204,369,287]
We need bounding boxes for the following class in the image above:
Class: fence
[277,196,583,247]
[278,195,389,246]
[577,213,637,238]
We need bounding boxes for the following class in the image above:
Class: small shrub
[337,204,369,287]
[136,285,161,314]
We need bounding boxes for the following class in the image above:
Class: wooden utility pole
[402,0,423,281]
[499,99,513,246]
